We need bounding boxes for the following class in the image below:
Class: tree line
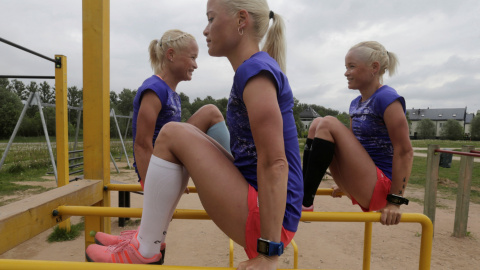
[414,117,480,140]
[0,78,350,140]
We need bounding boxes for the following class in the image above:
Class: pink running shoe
[95,229,137,246]
[86,232,165,264]
[302,204,314,212]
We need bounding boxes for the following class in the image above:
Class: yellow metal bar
[54,54,71,232]
[363,222,372,270]
[54,55,69,187]
[229,239,234,267]
[105,184,331,197]
[54,207,432,269]
[105,184,143,192]
[291,239,298,269]
[0,259,244,270]
[82,0,111,236]
[315,188,344,196]
[56,206,210,220]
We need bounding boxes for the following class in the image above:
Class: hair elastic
[269,10,274,19]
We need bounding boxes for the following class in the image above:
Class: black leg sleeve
[302,138,313,180]
[302,138,335,207]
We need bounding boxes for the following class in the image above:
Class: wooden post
[82,0,111,246]
[424,145,440,230]
[453,145,474,237]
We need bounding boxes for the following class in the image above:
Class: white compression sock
[137,155,188,258]
[160,167,189,244]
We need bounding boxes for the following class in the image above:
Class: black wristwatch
[386,194,409,205]
[257,238,284,256]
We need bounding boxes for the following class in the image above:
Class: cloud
[1,0,479,114]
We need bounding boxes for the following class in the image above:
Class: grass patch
[0,166,51,196]
[410,139,480,148]
[409,155,480,204]
[47,221,85,243]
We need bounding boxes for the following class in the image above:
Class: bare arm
[134,91,162,184]
[243,72,288,250]
[380,100,414,225]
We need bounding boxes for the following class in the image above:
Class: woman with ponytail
[86,0,302,268]
[302,41,413,227]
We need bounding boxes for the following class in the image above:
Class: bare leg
[312,116,377,209]
[187,104,225,132]
[153,122,248,245]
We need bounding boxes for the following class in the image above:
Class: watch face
[257,239,269,253]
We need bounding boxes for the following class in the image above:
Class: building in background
[407,108,475,139]
[299,106,320,130]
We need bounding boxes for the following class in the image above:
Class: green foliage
[8,79,27,100]
[117,88,137,116]
[39,81,54,103]
[0,85,22,138]
[47,222,85,242]
[416,119,436,139]
[292,97,305,135]
[441,119,464,140]
[336,112,350,127]
[0,78,9,89]
[470,114,480,140]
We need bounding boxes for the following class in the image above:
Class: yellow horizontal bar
[54,206,432,269]
[106,184,197,193]
[106,185,337,196]
[0,259,317,270]
[56,206,209,219]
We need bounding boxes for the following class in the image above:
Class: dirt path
[1,161,479,269]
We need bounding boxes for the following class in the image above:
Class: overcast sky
[1,0,479,114]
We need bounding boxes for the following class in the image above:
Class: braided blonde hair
[148,29,195,74]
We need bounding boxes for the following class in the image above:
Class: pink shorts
[244,185,295,259]
[139,179,145,191]
[351,167,392,212]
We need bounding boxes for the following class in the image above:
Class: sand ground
[1,160,479,269]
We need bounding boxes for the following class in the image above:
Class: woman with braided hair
[302,41,413,226]
[87,29,231,264]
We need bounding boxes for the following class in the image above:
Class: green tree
[39,81,54,103]
[440,119,464,140]
[0,81,22,138]
[469,114,480,140]
[68,86,83,128]
[8,79,27,100]
[110,91,119,110]
[0,78,9,89]
[336,112,350,127]
[292,97,305,136]
[179,92,192,122]
[117,88,136,116]
[416,119,436,139]
[25,81,39,95]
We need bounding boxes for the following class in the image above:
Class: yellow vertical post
[54,54,71,231]
[362,222,372,270]
[82,0,111,248]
